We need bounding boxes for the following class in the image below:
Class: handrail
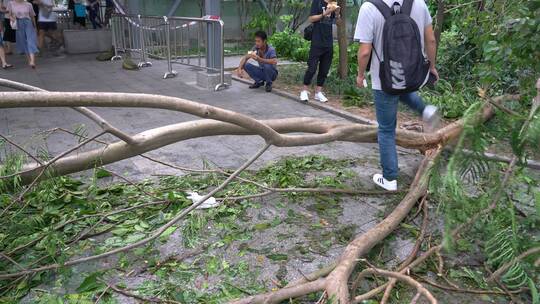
[110,13,228,91]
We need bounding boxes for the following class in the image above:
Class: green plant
[268,29,309,61]
[244,12,278,36]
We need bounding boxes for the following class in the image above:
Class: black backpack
[368,0,430,95]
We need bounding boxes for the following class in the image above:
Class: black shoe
[249,82,264,89]
[265,83,272,92]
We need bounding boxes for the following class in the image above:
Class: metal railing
[110,13,227,91]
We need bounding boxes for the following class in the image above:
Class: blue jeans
[244,63,278,85]
[373,90,426,181]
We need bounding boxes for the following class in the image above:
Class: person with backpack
[299,0,340,103]
[354,0,439,191]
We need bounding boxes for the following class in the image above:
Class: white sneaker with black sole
[373,174,397,191]
[314,91,328,103]
[300,90,310,103]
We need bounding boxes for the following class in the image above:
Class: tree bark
[337,0,348,79]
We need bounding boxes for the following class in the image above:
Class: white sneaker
[300,90,310,102]
[422,105,441,133]
[314,91,328,103]
[373,174,397,191]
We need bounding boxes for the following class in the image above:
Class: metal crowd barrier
[110,14,227,91]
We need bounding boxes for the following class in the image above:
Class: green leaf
[95,168,112,179]
[159,226,178,241]
[266,253,288,261]
[76,272,104,293]
[530,278,539,304]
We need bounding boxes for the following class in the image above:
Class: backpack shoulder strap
[367,0,392,20]
[401,0,414,16]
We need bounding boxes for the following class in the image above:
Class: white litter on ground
[186,191,220,209]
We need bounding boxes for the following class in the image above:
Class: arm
[256,57,278,65]
[238,55,249,70]
[308,0,338,24]
[424,24,439,80]
[356,43,372,88]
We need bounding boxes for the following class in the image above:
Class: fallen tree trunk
[0,92,511,184]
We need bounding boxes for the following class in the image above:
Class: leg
[90,12,98,29]
[373,90,400,181]
[244,63,264,84]
[0,46,6,66]
[38,29,45,49]
[261,64,277,85]
[315,47,333,91]
[303,46,321,89]
[399,91,426,116]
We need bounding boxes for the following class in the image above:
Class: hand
[356,73,366,88]
[323,7,336,16]
[237,68,244,78]
[430,67,439,83]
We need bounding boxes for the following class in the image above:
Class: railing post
[163,16,178,79]
[111,15,122,61]
[214,20,228,91]
[138,15,152,68]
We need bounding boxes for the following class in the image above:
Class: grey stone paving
[2,53,425,301]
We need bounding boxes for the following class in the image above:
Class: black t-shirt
[310,0,336,48]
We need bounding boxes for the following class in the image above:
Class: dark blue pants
[373,90,426,180]
[244,63,278,85]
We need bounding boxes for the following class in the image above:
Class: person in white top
[37,0,62,50]
[354,0,440,191]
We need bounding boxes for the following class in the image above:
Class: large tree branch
[1,92,508,184]
[0,79,135,144]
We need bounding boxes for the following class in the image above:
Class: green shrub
[268,30,309,61]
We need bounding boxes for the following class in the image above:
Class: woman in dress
[8,0,38,68]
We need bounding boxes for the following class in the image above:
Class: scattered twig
[0,133,43,165]
[357,267,438,304]
[0,144,270,279]
[488,246,540,282]
[0,252,26,272]
[94,285,111,304]
[0,131,106,220]
[98,279,182,304]
[416,275,524,295]
[380,196,429,304]
[484,266,525,304]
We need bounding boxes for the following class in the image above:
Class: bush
[268,30,310,61]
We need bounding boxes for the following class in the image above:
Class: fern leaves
[485,227,530,289]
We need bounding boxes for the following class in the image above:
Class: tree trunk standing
[434,0,445,47]
[337,0,348,79]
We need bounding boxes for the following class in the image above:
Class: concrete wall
[64,29,112,54]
